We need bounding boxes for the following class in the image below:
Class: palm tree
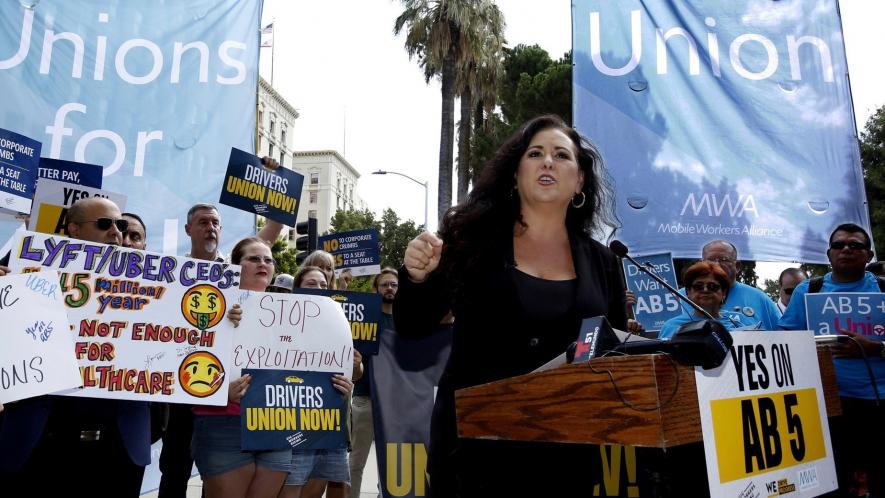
[394,0,505,220]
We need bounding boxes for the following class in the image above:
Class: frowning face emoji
[179,351,224,398]
[181,284,226,330]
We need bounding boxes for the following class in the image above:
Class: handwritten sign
[28,179,127,236]
[240,369,346,450]
[318,228,381,277]
[622,252,680,331]
[294,288,382,355]
[231,291,353,379]
[695,331,836,497]
[218,147,304,226]
[8,230,240,405]
[0,270,80,403]
[0,128,40,215]
[804,292,885,337]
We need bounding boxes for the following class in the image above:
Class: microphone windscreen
[609,240,629,258]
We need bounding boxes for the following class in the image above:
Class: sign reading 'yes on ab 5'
[622,252,679,331]
[695,331,836,497]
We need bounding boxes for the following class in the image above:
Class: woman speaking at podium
[395,115,627,496]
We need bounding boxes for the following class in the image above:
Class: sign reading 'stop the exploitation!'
[694,331,836,497]
[219,148,304,226]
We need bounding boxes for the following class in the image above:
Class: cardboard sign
[695,331,836,497]
[295,288,382,355]
[622,252,680,331]
[0,128,40,215]
[28,179,127,236]
[231,291,354,379]
[8,230,240,405]
[318,228,381,277]
[240,369,347,450]
[37,158,103,189]
[804,292,885,336]
[0,270,80,403]
[219,148,304,226]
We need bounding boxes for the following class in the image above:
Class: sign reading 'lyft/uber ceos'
[573,0,868,264]
[9,230,240,405]
[0,1,262,255]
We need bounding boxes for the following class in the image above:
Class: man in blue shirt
[778,223,884,497]
[681,240,782,329]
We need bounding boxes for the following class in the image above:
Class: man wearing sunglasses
[1,197,150,497]
[776,267,807,313]
[681,239,782,330]
[778,223,884,497]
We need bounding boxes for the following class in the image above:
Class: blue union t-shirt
[778,272,885,400]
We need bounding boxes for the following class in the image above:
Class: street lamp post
[372,170,429,230]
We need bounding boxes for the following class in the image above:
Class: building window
[310,172,319,185]
[279,151,285,166]
[310,191,317,204]
[280,125,287,146]
[269,115,275,134]
[288,229,296,241]
[269,143,274,158]
[308,210,317,219]
[258,108,264,127]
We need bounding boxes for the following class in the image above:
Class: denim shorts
[192,415,291,477]
[285,448,351,485]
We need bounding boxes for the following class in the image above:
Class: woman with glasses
[191,237,292,498]
[658,261,758,339]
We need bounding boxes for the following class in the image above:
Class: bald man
[0,197,150,497]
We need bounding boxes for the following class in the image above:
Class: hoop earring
[571,191,586,208]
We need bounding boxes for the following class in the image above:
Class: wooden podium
[455,346,841,448]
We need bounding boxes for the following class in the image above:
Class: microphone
[609,240,716,321]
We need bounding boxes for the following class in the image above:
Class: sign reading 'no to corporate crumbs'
[219,148,304,226]
[694,331,836,497]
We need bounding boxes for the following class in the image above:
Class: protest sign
[37,158,103,189]
[219,148,304,226]
[319,228,381,277]
[240,369,347,450]
[0,270,80,403]
[231,291,354,379]
[0,1,261,255]
[804,292,885,336]
[573,0,868,263]
[295,288,382,355]
[0,128,40,215]
[622,252,680,331]
[28,179,127,235]
[695,331,836,497]
[8,230,240,405]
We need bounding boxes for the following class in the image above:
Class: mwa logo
[680,192,758,218]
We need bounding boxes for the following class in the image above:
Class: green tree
[269,237,299,278]
[394,0,504,220]
[860,104,885,250]
[762,278,779,302]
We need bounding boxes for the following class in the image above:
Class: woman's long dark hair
[437,114,619,289]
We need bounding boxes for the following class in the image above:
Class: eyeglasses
[829,241,868,251]
[690,282,722,292]
[379,282,398,289]
[75,218,128,232]
[705,257,735,265]
[243,255,275,265]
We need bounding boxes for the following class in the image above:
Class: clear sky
[259,0,884,279]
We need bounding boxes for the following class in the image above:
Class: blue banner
[0,0,262,254]
[804,292,885,336]
[319,228,381,277]
[294,288,382,355]
[0,127,40,214]
[219,147,303,226]
[38,158,103,188]
[240,369,347,451]
[573,0,868,264]
[622,252,680,330]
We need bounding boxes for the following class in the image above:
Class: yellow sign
[711,387,826,483]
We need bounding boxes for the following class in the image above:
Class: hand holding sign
[830,331,884,359]
[405,232,443,283]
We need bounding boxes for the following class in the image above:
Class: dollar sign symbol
[191,294,200,308]
[208,294,217,310]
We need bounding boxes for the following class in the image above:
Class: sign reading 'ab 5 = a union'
[695,331,836,497]
[804,292,885,337]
